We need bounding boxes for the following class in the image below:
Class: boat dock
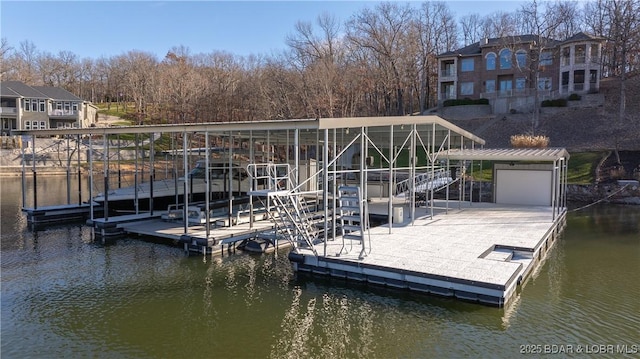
[23,203,103,227]
[290,199,565,307]
[14,115,570,307]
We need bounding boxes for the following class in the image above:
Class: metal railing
[481,88,552,99]
[49,109,78,116]
[394,168,449,197]
[440,69,456,77]
[0,107,17,114]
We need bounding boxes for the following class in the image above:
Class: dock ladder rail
[247,162,320,256]
[394,167,452,203]
[338,186,370,259]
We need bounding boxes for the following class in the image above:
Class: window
[486,53,496,70]
[590,44,599,63]
[575,45,586,64]
[461,58,474,72]
[590,70,598,83]
[39,121,46,129]
[56,102,62,110]
[31,100,37,112]
[24,99,30,112]
[64,102,70,111]
[499,49,511,69]
[538,77,552,91]
[25,121,31,130]
[539,51,552,66]
[485,80,496,93]
[39,100,45,112]
[499,78,513,95]
[516,51,527,68]
[561,47,570,66]
[72,103,78,112]
[460,82,474,95]
[516,77,526,91]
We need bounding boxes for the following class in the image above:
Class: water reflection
[2,174,639,358]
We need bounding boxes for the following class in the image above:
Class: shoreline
[3,168,638,206]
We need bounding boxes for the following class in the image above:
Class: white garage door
[496,169,552,206]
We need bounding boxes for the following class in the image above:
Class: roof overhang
[11,115,486,146]
[437,148,570,162]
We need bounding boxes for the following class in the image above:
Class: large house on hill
[0,81,98,136]
[437,32,605,113]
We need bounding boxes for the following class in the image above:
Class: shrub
[510,134,550,148]
[541,98,567,107]
[568,93,581,101]
[443,98,490,107]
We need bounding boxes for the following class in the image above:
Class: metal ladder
[269,193,319,256]
[247,162,320,256]
[338,186,370,259]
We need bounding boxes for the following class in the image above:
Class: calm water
[1,176,639,358]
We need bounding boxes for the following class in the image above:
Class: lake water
[1,175,638,358]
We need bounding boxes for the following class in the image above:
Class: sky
[1,1,526,60]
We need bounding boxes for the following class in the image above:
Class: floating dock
[23,203,103,226]
[290,200,565,307]
[15,116,570,307]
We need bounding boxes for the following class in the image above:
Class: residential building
[0,81,98,136]
[436,32,604,113]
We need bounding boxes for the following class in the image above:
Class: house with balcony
[0,81,98,136]
[436,32,604,114]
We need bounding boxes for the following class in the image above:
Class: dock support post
[77,134,82,205]
[430,122,436,219]
[21,138,26,208]
[117,134,121,188]
[135,134,139,215]
[66,135,71,204]
[323,128,329,257]
[89,135,94,222]
[149,132,155,215]
[32,134,37,209]
[183,132,189,234]
[388,124,393,234]
[104,134,109,221]
[446,130,451,213]
[205,131,210,238]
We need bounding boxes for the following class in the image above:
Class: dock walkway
[292,200,565,307]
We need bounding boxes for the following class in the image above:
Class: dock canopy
[437,148,570,162]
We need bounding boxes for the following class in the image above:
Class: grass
[566,151,606,184]
[463,151,605,184]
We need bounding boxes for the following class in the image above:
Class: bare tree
[286,12,345,118]
[0,38,13,80]
[517,0,568,129]
[346,2,414,115]
[460,13,483,46]
[412,2,457,113]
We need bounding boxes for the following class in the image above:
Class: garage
[438,148,569,213]
[495,165,553,206]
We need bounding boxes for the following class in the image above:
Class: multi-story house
[436,32,604,113]
[0,81,98,136]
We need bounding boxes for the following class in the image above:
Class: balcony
[0,107,18,115]
[481,88,552,99]
[49,109,78,117]
[440,69,456,78]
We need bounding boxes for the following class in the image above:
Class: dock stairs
[338,186,370,259]
[247,163,322,256]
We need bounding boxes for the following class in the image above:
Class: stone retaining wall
[567,183,640,205]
